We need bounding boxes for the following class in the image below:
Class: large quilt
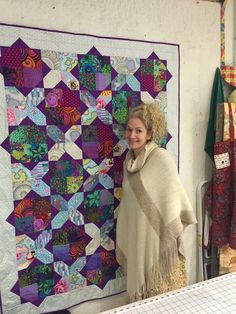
[0,24,179,314]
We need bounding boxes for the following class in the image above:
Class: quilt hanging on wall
[0,24,179,314]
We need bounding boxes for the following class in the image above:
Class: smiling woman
[125,118,151,158]
[125,103,167,158]
[116,102,197,302]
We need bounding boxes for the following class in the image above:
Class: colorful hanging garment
[204,103,236,249]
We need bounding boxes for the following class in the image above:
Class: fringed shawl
[116,142,197,301]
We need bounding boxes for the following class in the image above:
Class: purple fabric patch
[96,73,111,90]
[20,283,38,302]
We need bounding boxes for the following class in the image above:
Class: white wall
[0,0,234,313]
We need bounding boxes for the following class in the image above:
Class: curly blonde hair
[127,102,167,143]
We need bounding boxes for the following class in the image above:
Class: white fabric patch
[214,152,230,169]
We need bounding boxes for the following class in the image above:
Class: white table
[100,272,236,313]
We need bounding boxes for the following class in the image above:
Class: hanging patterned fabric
[204,103,236,249]
[203,2,232,279]
[221,66,236,87]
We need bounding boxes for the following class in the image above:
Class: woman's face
[125,117,151,154]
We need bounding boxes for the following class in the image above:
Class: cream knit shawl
[116,142,197,301]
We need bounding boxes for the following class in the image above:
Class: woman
[116,102,197,302]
